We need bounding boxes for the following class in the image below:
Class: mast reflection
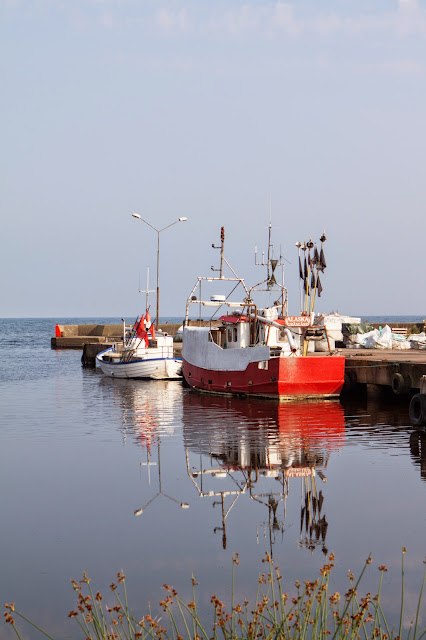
[183,393,345,554]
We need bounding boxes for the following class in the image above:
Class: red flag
[136,321,148,345]
[136,322,144,339]
[144,308,155,340]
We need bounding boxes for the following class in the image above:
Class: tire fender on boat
[409,393,426,427]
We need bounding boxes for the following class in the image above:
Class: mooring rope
[345,361,420,369]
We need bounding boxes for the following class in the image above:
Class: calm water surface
[1,318,426,638]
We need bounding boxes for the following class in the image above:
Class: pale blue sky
[1,0,425,319]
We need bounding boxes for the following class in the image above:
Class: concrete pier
[51,323,182,349]
[344,350,426,395]
[51,324,123,349]
[51,323,183,366]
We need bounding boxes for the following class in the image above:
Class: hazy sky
[1,0,425,319]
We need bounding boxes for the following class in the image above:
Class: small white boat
[96,314,182,380]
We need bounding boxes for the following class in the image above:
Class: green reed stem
[400,548,406,640]
[377,600,393,640]
[331,556,372,640]
[8,610,57,640]
[375,569,384,631]
[191,575,197,640]
[121,576,133,639]
[413,560,426,640]
[7,622,23,640]
[266,555,278,629]
[87,582,108,640]
[165,604,178,640]
[231,557,235,638]
[174,596,192,640]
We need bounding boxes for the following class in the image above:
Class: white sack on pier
[364,325,392,349]
[409,332,426,350]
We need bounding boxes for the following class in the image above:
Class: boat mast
[139,267,155,312]
[267,219,272,282]
[211,226,225,278]
[253,220,287,312]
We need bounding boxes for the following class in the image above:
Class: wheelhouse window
[227,327,238,343]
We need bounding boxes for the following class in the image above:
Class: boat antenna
[254,220,282,290]
[211,226,225,279]
[139,267,155,311]
[295,242,303,312]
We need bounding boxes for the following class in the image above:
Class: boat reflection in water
[100,376,183,447]
[99,377,189,515]
[182,393,345,554]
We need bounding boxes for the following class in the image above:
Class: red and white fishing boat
[182,226,345,399]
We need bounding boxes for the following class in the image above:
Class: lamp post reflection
[135,440,189,516]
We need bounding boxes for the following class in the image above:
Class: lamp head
[179,217,188,222]
[132,213,142,219]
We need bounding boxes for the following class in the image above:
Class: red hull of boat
[182,355,345,399]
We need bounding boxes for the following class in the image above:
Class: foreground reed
[4,549,426,640]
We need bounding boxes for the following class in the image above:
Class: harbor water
[1,317,426,638]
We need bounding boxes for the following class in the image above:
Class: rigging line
[224,486,248,519]
[222,256,249,294]
[208,281,245,322]
[225,470,249,493]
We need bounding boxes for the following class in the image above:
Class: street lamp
[132,213,187,330]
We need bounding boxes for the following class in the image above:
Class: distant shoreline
[361,315,425,323]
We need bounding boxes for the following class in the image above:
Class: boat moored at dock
[97,313,182,380]
[182,226,345,399]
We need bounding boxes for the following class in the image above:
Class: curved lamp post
[132,213,187,330]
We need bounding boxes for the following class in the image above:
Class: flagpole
[302,243,308,313]
[306,239,314,314]
[304,243,310,314]
[310,266,318,315]
[296,242,303,313]
[310,231,326,315]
